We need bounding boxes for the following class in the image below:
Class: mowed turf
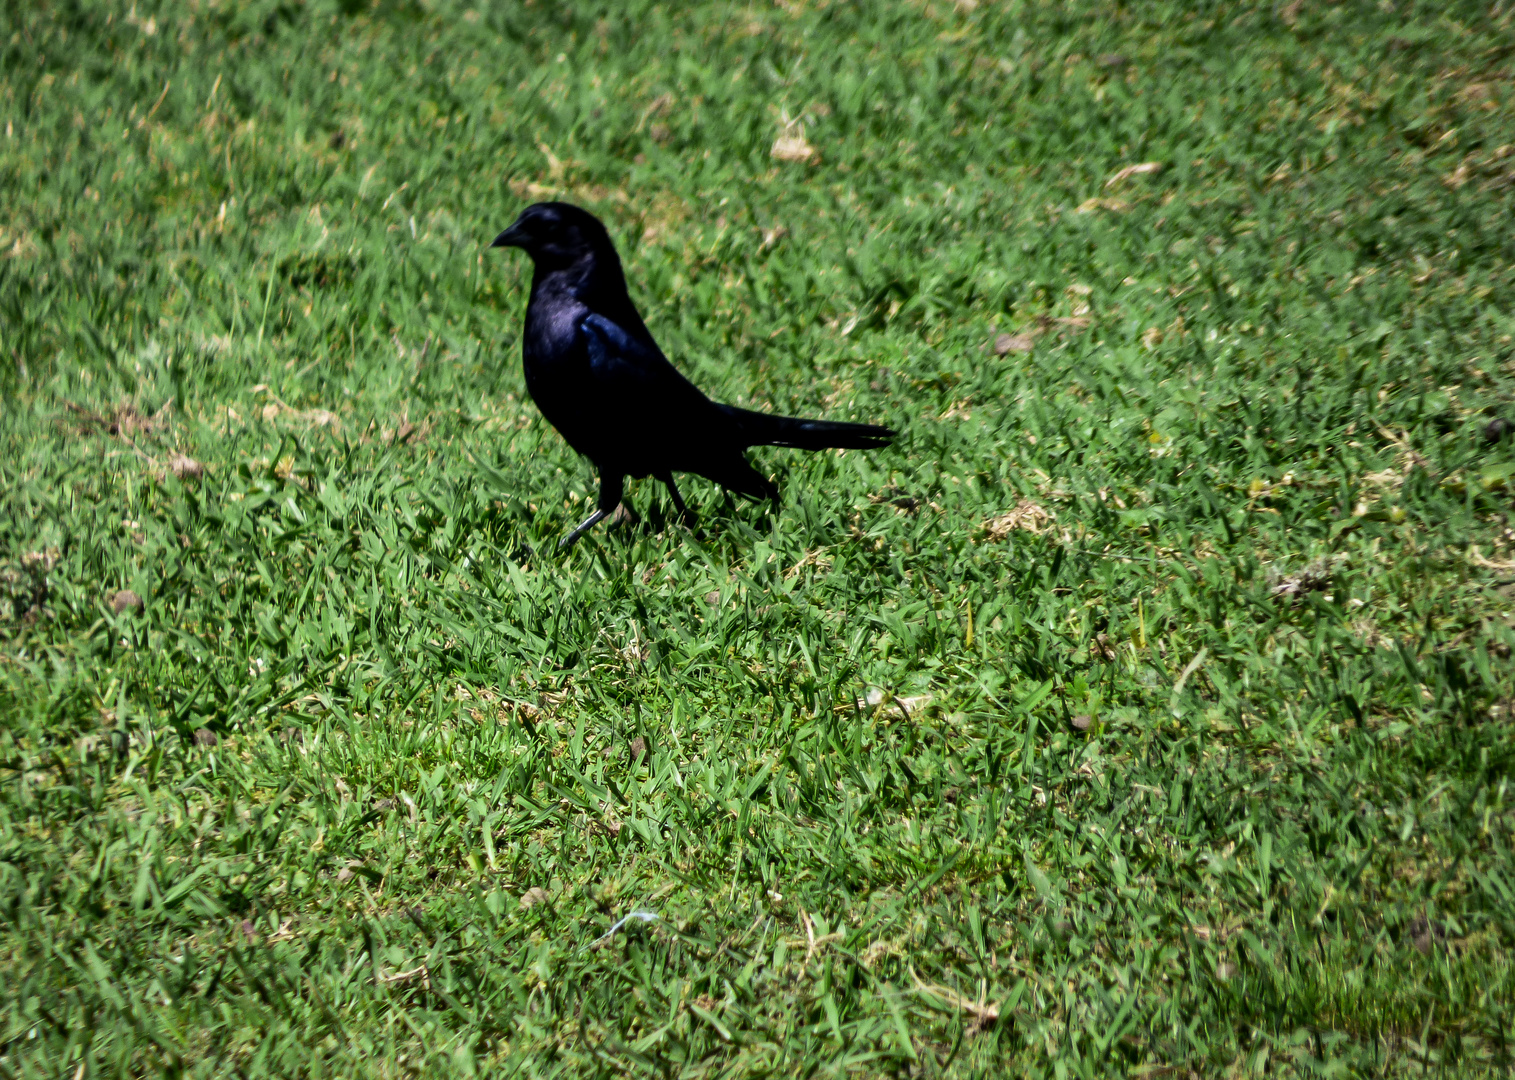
[3,0,1515,1075]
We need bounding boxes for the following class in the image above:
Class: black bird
[491,202,895,548]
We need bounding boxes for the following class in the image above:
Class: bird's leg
[656,471,697,528]
[560,508,608,549]
[560,472,624,549]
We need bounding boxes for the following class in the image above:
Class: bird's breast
[522,294,586,366]
[519,295,603,452]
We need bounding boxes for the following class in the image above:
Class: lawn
[2,0,1515,1075]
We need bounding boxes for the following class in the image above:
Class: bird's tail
[721,405,896,451]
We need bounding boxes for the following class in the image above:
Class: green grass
[3,0,1515,1074]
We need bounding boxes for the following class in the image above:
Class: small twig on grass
[377,965,430,990]
[140,80,171,127]
[1468,545,1515,572]
[909,966,1000,1034]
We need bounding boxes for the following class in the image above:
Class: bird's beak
[490,223,527,249]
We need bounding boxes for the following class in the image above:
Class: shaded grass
[2,0,1515,1075]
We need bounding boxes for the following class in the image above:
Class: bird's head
[490,202,612,271]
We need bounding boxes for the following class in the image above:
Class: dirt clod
[993,332,1036,355]
[169,453,204,480]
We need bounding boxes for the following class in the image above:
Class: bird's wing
[578,312,731,471]
[579,312,694,396]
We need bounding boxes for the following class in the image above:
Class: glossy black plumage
[491,202,895,548]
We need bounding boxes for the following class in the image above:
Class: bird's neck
[529,254,643,328]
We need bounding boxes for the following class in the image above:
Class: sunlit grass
[2,0,1514,1075]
